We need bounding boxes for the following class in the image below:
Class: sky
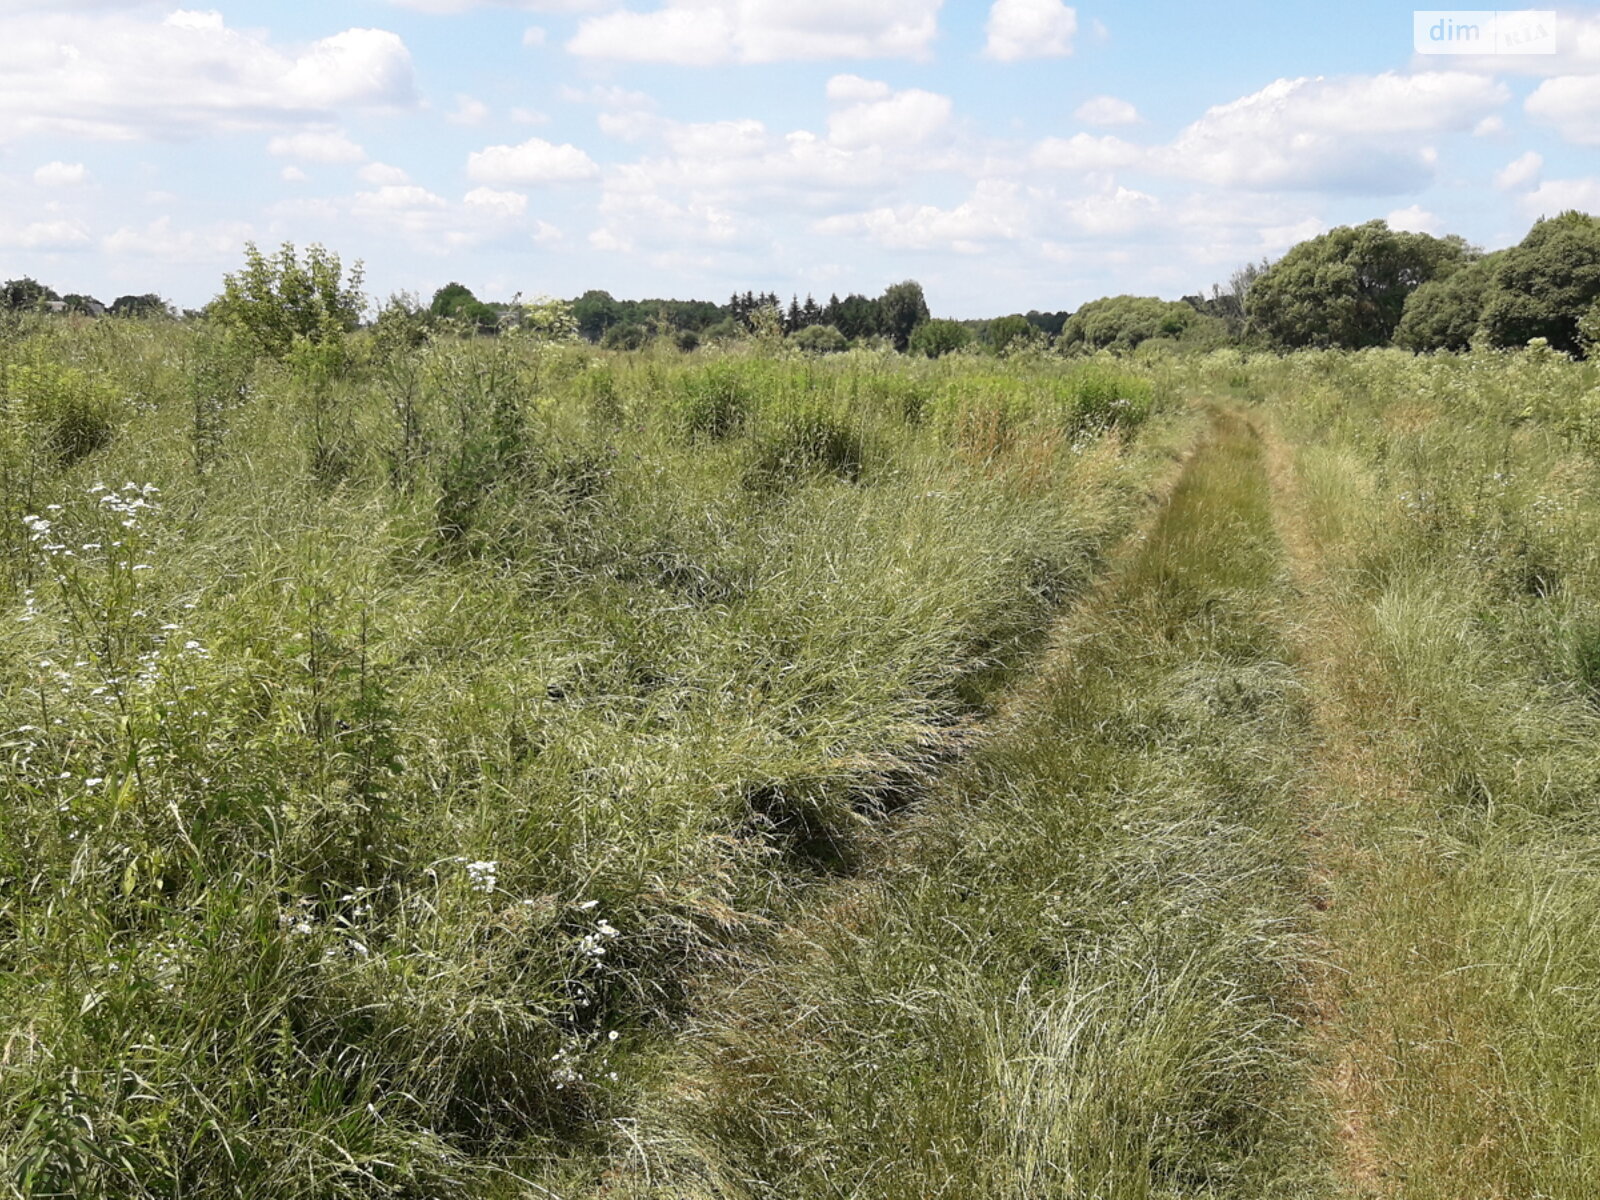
[1,0,1598,318]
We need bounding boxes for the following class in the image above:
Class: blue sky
[2,0,1597,316]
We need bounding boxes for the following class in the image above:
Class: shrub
[674,363,751,438]
[908,319,972,358]
[747,409,865,487]
[790,324,847,354]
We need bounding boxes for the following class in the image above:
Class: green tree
[1580,298,1600,359]
[1394,253,1501,352]
[790,324,848,354]
[1478,211,1600,357]
[572,289,623,342]
[600,323,648,351]
[987,314,1038,354]
[214,242,365,359]
[3,277,59,311]
[833,294,881,342]
[1245,220,1471,350]
[907,318,971,358]
[879,281,930,352]
[110,294,171,319]
[429,282,500,335]
[1059,295,1210,353]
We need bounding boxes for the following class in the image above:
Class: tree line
[7,208,1597,360]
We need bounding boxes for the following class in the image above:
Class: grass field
[4,320,1600,1198]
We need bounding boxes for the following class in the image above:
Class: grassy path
[1270,421,1600,1200]
[565,408,1329,1198]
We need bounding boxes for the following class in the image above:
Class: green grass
[589,409,1325,1199]
[0,318,1176,1198]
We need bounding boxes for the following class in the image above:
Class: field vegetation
[4,216,1600,1198]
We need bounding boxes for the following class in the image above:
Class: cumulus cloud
[281,165,310,183]
[1073,95,1139,126]
[826,84,953,150]
[467,137,601,183]
[33,162,90,187]
[816,181,1036,253]
[1157,72,1508,191]
[1385,204,1440,233]
[268,130,367,163]
[463,186,530,217]
[1519,176,1600,216]
[359,162,412,185]
[0,9,417,142]
[1032,133,1143,171]
[984,0,1077,61]
[1526,75,1600,144]
[568,0,941,64]
[446,94,492,126]
[102,216,253,261]
[0,219,93,250]
[1494,150,1543,190]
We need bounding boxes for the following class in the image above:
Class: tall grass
[596,410,1325,1199]
[1244,344,1600,1197]
[0,319,1174,1197]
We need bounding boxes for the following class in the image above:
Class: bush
[908,319,972,358]
[9,360,119,463]
[747,410,866,488]
[674,363,751,438]
[790,325,847,354]
[600,323,648,351]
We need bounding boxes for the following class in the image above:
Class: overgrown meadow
[0,313,1171,1198]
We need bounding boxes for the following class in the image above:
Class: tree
[1478,211,1600,356]
[987,314,1038,354]
[429,281,500,334]
[790,324,848,354]
[600,323,647,351]
[833,293,881,342]
[110,294,172,319]
[214,242,365,359]
[3,277,59,310]
[572,289,623,341]
[61,294,105,316]
[1394,253,1501,352]
[1245,221,1471,349]
[908,318,971,358]
[879,280,930,352]
[1059,295,1213,353]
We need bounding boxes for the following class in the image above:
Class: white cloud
[1494,150,1542,190]
[1158,72,1508,191]
[102,216,252,261]
[268,130,367,163]
[522,25,547,46]
[1526,75,1600,144]
[1385,203,1440,233]
[532,220,563,243]
[817,181,1034,252]
[33,161,90,187]
[359,161,411,185]
[467,137,601,183]
[826,74,893,104]
[1032,133,1143,171]
[1060,184,1161,236]
[446,94,492,126]
[984,0,1077,61]
[0,219,93,250]
[281,165,310,183]
[827,87,953,150]
[388,0,608,10]
[0,9,417,142]
[1474,114,1505,136]
[463,186,529,217]
[1073,95,1139,126]
[1519,176,1600,216]
[568,0,941,64]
